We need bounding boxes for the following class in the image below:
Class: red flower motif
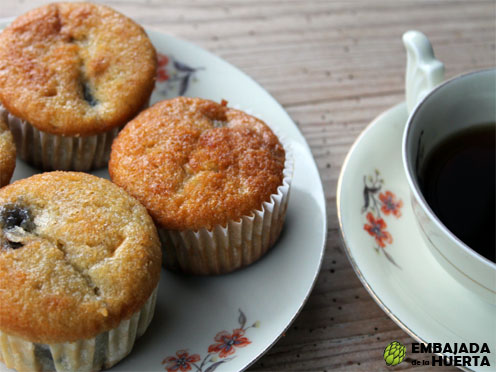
[158,53,169,67]
[364,212,392,248]
[162,350,200,372]
[379,191,403,218]
[157,68,169,82]
[208,329,251,358]
[156,53,170,82]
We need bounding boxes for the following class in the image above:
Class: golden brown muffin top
[0,117,15,188]
[0,2,157,136]
[109,97,286,231]
[0,172,161,344]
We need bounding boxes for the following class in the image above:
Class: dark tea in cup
[418,124,495,262]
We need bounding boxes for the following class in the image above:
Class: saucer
[337,103,495,370]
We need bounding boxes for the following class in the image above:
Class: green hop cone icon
[383,341,406,366]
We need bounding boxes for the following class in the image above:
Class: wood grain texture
[0,1,494,371]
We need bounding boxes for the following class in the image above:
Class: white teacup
[402,31,496,303]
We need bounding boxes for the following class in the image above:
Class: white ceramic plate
[2,24,326,372]
[337,103,495,371]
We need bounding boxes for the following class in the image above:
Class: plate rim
[0,18,328,372]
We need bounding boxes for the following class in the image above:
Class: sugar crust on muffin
[0,172,161,344]
[109,97,286,231]
[0,2,157,136]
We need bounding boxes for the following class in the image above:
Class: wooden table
[1,1,494,371]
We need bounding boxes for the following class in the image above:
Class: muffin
[0,172,161,371]
[109,97,293,275]
[0,2,157,171]
[0,116,15,187]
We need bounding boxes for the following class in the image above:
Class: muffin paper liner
[0,105,125,172]
[0,286,158,372]
[159,142,294,275]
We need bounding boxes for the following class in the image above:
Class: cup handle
[403,30,445,114]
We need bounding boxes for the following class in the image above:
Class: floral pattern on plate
[162,310,259,372]
[362,169,403,268]
[155,53,203,96]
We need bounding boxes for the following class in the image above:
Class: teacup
[401,31,496,303]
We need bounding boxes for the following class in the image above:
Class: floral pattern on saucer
[362,169,403,268]
[155,53,203,96]
[162,310,259,372]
